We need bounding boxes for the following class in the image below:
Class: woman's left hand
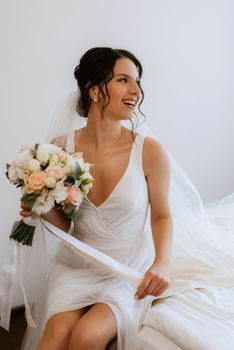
[135,259,171,300]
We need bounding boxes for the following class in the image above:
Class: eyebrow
[115,73,140,80]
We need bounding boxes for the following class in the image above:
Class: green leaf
[16,179,24,187]
[63,204,74,215]
[30,143,39,158]
[72,211,83,222]
[5,164,11,180]
[70,162,83,179]
[21,194,38,209]
[74,179,82,187]
[64,209,83,222]
[30,149,36,158]
[41,161,49,170]
[82,178,93,185]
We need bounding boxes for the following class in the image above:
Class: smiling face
[96,58,142,121]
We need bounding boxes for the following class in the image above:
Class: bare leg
[68,302,117,350]
[37,306,90,350]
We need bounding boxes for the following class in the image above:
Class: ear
[89,86,99,102]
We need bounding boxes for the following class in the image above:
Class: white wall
[0,0,233,306]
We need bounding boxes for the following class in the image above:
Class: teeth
[123,100,136,106]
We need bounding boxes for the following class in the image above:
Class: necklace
[102,128,123,155]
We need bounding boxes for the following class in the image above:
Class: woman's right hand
[20,203,32,218]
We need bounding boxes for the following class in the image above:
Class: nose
[129,80,141,97]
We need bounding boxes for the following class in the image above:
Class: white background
[0,0,233,305]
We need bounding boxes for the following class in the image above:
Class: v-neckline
[85,133,139,210]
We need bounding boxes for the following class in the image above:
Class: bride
[21,47,172,350]
[18,47,234,350]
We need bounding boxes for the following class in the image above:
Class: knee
[39,316,71,349]
[69,325,104,350]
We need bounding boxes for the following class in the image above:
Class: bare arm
[40,209,71,232]
[135,137,173,300]
[143,136,173,264]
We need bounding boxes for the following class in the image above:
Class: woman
[20,47,173,350]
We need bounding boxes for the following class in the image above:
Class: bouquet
[6,142,94,246]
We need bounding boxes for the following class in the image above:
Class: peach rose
[46,165,63,180]
[67,186,82,206]
[24,171,47,193]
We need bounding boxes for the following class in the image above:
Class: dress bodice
[73,133,150,254]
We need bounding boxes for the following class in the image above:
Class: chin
[119,112,134,121]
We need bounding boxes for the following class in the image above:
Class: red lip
[122,98,137,103]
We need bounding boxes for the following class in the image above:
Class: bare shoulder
[50,135,68,148]
[142,136,170,178]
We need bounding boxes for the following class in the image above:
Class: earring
[93,97,98,102]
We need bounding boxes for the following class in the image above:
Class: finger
[138,280,157,299]
[153,282,170,297]
[135,274,152,300]
[20,210,32,217]
[151,280,165,296]
[21,203,30,210]
[136,272,162,300]
[140,275,165,299]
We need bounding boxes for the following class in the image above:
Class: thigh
[39,306,91,347]
[70,302,117,347]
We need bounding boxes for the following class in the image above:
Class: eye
[118,77,128,83]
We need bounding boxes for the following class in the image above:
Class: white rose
[14,149,33,168]
[45,176,56,188]
[16,167,25,180]
[51,180,68,203]
[49,154,59,165]
[57,151,69,163]
[36,149,49,164]
[32,193,54,216]
[66,157,76,171]
[62,165,72,176]
[27,159,41,172]
[38,143,61,155]
[66,157,84,171]
[8,164,18,182]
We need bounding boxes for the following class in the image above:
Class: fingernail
[135,295,139,300]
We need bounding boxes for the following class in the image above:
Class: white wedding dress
[19,126,234,350]
[28,132,155,350]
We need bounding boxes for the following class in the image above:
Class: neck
[84,110,123,150]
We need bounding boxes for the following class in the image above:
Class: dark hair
[74,47,146,130]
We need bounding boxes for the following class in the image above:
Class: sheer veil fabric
[9,89,234,348]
